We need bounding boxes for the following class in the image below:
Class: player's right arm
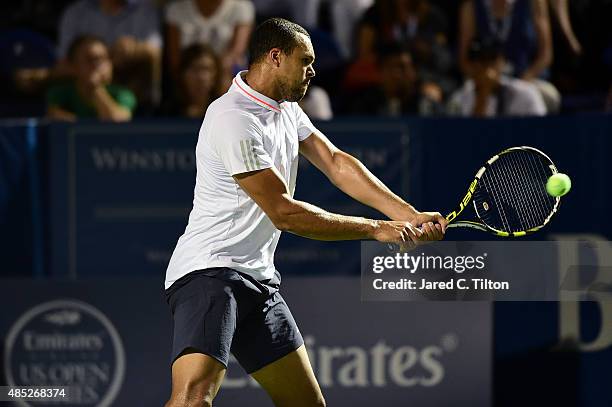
[234,166,428,244]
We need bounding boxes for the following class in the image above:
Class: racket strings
[497,154,530,229]
[522,152,552,223]
[515,152,546,226]
[478,149,556,232]
[501,154,540,229]
[511,151,556,228]
[484,154,525,230]
[479,167,511,230]
[500,152,552,229]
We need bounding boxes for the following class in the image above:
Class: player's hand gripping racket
[444,146,561,236]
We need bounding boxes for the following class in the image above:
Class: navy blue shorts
[165,268,303,374]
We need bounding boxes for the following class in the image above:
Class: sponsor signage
[4,300,125,406]
[0,277,491,406]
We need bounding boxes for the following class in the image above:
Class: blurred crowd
[0,0,610,121]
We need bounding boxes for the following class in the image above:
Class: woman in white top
[165,0,255,83]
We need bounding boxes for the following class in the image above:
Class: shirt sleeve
[521,85,547,116]
[509,80,547,116]
[208,110,274,176]
[293,103,317,141]
[111,87,137,112]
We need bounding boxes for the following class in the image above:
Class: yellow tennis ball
[546,173,571,197]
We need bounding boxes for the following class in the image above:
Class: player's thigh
[168,348,227,404]
[166,273,240,405]
[250,345,325,407]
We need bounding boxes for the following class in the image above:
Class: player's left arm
[299,131,447,231]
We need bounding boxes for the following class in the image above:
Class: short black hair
[66,35,106,62]
[247,18,310,67]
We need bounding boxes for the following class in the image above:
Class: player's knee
[183,379,217,403]
[164,399,213,407]
[166,388,216,407]
[169,373,220,407]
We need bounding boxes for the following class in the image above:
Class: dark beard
[286,87,307,102]
[279,79,308,102]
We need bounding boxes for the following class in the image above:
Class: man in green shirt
[47,35,136,121]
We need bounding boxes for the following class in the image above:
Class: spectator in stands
[47,36,136,121]
[344,0,452,93]
[160,43,223,118]
[57,0,162,109]
[347,42,443,116]
[448,38,546,117]
[165,0,254,85]
[458,0,560,113]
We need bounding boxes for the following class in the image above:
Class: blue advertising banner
[0,278,172,407]
[0,277,491,407]
[47,121,201,278]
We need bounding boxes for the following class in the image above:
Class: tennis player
[164,18,448,407]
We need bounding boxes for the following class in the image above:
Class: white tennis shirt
[165,71,317,289]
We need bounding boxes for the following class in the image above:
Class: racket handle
[447,221,488,231]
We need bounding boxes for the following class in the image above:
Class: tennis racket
[444,146,561,236]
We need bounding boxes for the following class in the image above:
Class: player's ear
[269,48,282,68]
